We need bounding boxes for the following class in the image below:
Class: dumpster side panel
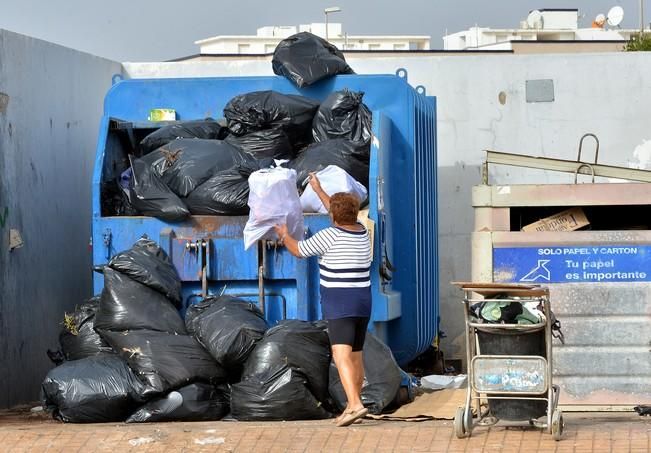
[0,30,122,408]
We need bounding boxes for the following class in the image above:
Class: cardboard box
[522,207,590,232]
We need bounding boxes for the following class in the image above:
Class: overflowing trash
[57,297,113,361]
[43,237,409,423]
[142,139,250,197]
[300,165,368,213]
[42,35,421,425]
[108,236,182,306]
[287,139,370,189]
[139,119,229,155]
[224,90,319,151]
[185,168,251,215]
[272,32,354,88]
[328,333,402,414]
[95,267,187,334]
[231,320,332,420]
[312,89,372,145]
[243,167,303,250]
[100,329,227,397]
[129,157,190,221]
[225,128,293,160]
[126,383,230,423]
[185,295,269,370]
[42,354,144,423]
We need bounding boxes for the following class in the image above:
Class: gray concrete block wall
[0,29,121,408]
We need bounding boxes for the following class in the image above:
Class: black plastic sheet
[126,383,230,423]
[129,158,190,222]
[185,295,268,369]
[95,268,187,335]
[59,297,113,361]
[41,354,144,423]
[272,32,354,88]
[328,333,402,414]
[100,329,227,397]
[312,89,371,144]
[108,237,182,305]
[286,139,370,189]
[139,119,229,155]
[224,90,319,150]
[142,139,250,197]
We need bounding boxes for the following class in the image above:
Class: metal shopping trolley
[451,282,563,440]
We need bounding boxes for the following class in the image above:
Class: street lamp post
[324,6,341,42]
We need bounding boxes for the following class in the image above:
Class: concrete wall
[123,52,651,361]
[0,30,121,408]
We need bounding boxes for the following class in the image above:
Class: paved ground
[1,408,651,452]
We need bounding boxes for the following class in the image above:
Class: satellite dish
[527,10,543,29]
[607,6,624,27]
[595,13,607,26]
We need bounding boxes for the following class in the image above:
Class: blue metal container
[92,72,437,365]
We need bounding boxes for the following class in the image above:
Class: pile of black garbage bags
[113,33,370,221]
[42,238,404,423]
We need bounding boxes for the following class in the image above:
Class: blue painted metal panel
[92,74,438,365]
[494,245,651,283]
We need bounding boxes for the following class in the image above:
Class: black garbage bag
[272,32,354,88]
[59,297,114,361]
[328,333,402,414]
[41,354,144,423]
[241,320,331,403]
[126,383,230,423]
[140,119,229,155]
[225,127,293,160]
[108,237,182,305]
[95,268,187,335]
[185,295,268,369]
[129,157,190,222]
[185,169,249,215]
[142,139,249,197]
[286,139,370,189]
[313,89,372,144]
[231,368,331,421]
[224,90,319,149]
[184,160,273,216]
[99,329,227,397]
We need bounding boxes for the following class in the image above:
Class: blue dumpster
[91,72,437,366]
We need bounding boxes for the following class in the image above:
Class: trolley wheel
[454,407,468,438]
[551,409,564,441]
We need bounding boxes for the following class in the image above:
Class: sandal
[336,407,368,427]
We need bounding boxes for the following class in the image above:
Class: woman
[274,173,372,427]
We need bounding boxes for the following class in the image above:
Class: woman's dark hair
[329,192,360,224]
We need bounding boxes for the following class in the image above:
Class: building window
[393,43,406,50]
[368,43,381,50]
[238,44,250,54]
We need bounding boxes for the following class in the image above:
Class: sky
[0,0,641,62]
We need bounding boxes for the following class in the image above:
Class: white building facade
[443,9,637,51]
[196,23,430,54]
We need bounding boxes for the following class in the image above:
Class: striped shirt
[298,224,372,319]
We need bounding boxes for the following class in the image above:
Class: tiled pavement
[1,408,650,452]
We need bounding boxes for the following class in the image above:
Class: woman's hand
[308,172,322,193]
[274,224,289,243]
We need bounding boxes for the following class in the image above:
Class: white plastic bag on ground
[299,165,368,214]
[243,168,303,250]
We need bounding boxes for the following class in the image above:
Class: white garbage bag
[243,168,304,250]
[299,165,368,214]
